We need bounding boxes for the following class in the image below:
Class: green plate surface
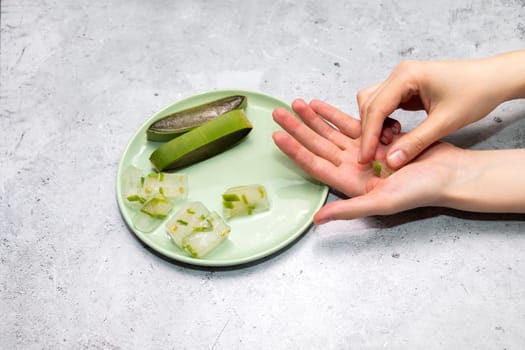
[116,90,328,267]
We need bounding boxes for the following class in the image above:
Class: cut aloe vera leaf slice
[133,211,160,233]
[165,201,210,248]
[150,109,253,171]
[222,184,270,219]
[121,165,146,209]
[182,212,231,258]
[140,194,174,219]
[147,95,247,142]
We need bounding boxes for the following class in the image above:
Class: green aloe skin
[149,109,253,171]
[147,95,247,142]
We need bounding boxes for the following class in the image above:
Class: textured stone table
[2,1,525,349]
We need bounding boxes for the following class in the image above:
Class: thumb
[386,116,448,169]
[313,192,398,224]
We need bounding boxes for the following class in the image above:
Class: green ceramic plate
[116,90,328,267]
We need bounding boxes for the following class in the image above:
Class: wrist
[439,148,478,210]
[442,149,525,213]
[488,50,525,102]
[434,147,471,209]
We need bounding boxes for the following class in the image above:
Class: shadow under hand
[313,205,525,258]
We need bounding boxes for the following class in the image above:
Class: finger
[379,118,401,145]
[356,83,388,163]
[358,71,419,164]
[272,131,342,188]
[386,114,448,169]
[383,117,401,135]
[312,193,388,224]
[309,99,361,139]
[313,190,403,224]
[356,82,382,118]
[291,99,351,150]
[273,107,342,166]
[358,81,408,163]
[380,127,394,145]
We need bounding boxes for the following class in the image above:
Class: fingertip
[392,120,401,134]
[359,125,382,164]
[309,99,322,109]
[358,144,375,164]
[386,149,408,169]
[271,130,283,141]
[272,106,286,118]
[291,98,307,112]
[313,211,331,225]
[380,127,394,145]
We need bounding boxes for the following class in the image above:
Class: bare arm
[273,99,525,224]
[358,49,525,169]
[443,148,525,213]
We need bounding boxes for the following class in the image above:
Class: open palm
[272,99,463,224]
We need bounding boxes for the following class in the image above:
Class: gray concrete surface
[2,0,525,349]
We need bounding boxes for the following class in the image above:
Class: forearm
[486,50,525,102]
[443,148,525,213]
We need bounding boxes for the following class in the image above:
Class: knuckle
[365,104,383,120]
[396,59,416,72]
[394,60,421,80]
[356,89,367,104]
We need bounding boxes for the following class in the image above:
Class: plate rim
[116,89,328,267]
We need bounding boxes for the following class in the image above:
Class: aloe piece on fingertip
[149,109,253,171]
[147,95,247,142]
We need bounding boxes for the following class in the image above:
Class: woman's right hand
[358,50,525,169]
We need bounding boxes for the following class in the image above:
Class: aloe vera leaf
[182,212,231,258]
[149,109,253,171]
[147,95,247,142]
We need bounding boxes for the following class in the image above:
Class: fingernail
[387,149,407,168]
